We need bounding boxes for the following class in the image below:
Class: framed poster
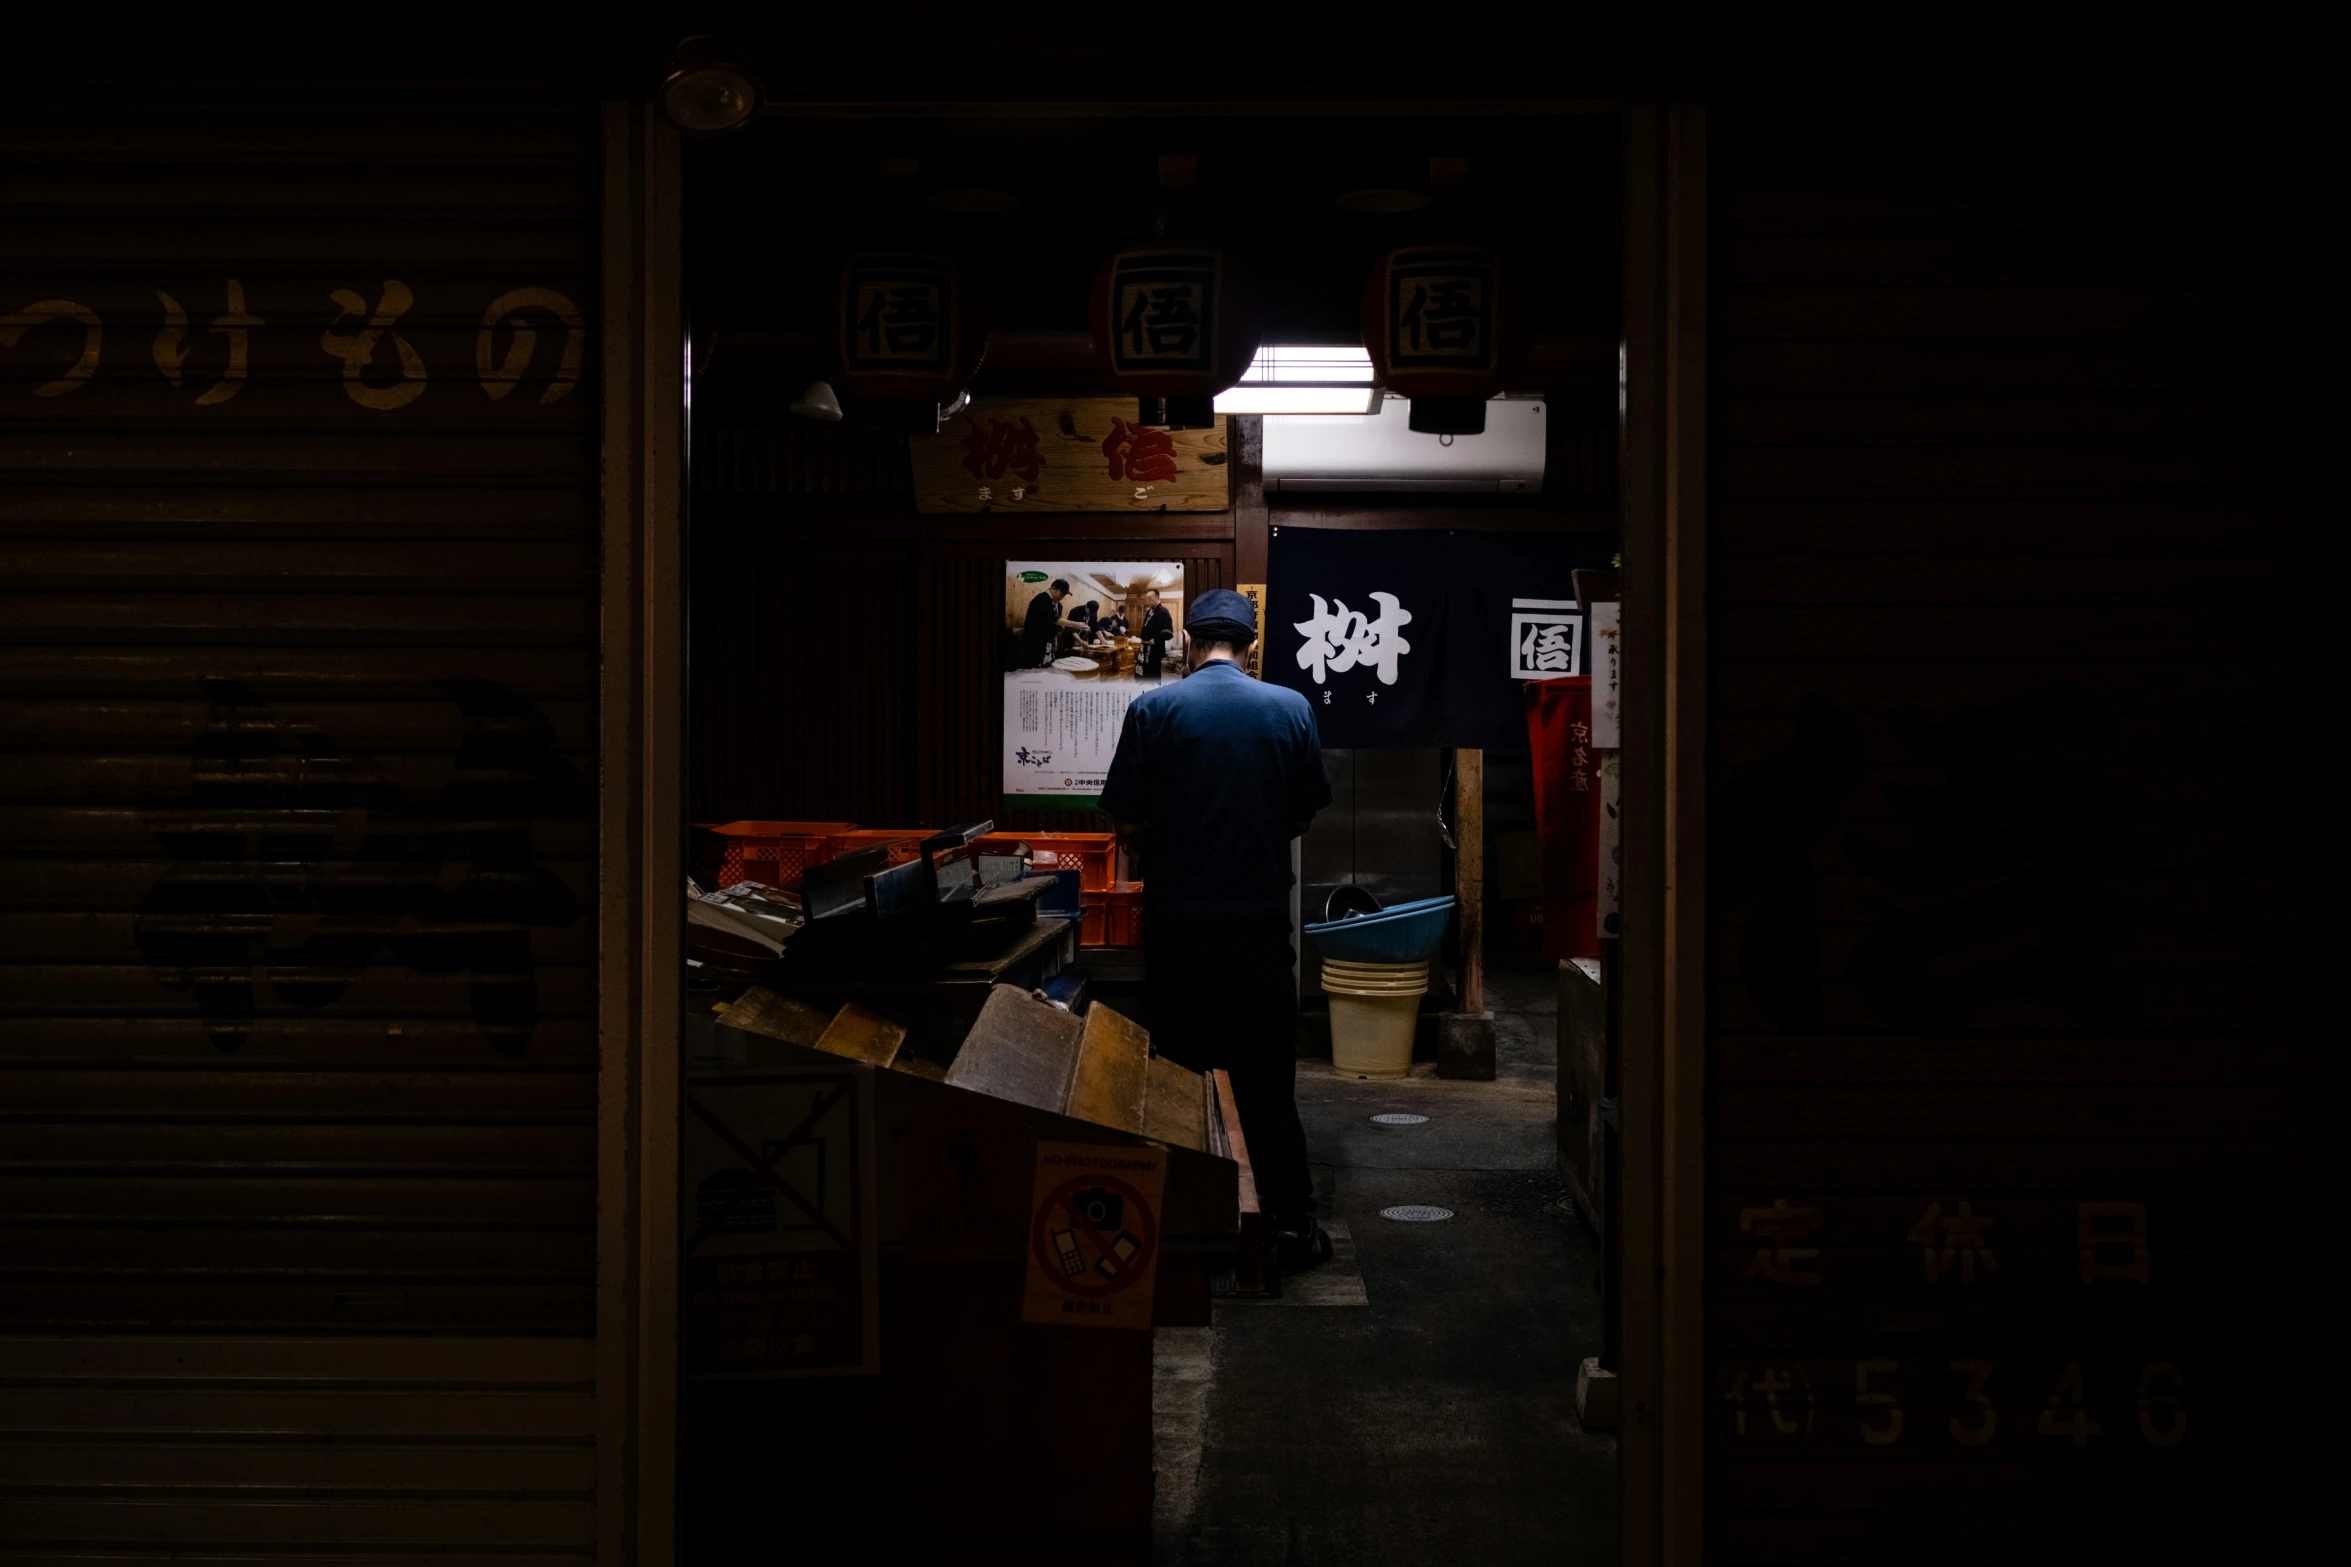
[1003,561,1186,807]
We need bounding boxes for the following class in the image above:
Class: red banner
[1525,676,1602,960]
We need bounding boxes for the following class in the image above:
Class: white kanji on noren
[1293,591,1413,686]
[1509,597,1582,680]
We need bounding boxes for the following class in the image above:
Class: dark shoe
[1275,1216,1333,1272]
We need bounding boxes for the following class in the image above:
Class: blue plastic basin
[1304,894,1456,964]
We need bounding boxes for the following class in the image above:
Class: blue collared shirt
[1100,661,1333,919]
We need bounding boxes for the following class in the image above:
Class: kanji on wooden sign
[911,397,1228,513]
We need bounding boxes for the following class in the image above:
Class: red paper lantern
[1089,247,1260,429]
[825,251,989,433]
[1360,244,1528,436]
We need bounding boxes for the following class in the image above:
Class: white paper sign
[1003,677,1139,798]
[1590,600,1621,749]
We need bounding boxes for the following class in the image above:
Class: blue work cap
[1185,587,1258,640]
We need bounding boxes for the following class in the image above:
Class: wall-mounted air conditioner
[1261,395,1546,494]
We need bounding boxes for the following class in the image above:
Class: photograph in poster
[1003,561,1187,805]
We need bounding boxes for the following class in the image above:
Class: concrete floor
[1152,959,1616,1565]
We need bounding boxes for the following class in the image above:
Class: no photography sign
[1020,1141,1167,1331]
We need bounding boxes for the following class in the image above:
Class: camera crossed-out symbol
[1037,1175,1153,1294]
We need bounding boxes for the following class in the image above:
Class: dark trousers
[1143,915,1313,1225]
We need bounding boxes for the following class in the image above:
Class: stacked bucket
[1303,895,1456,1080]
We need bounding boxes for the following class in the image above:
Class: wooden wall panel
[689,489,1233,834]
[0,102,601,1343]
[1704,110,2344,1559]
[913,551,1000,830]
[701,423,910,495]
[689,542,916,826]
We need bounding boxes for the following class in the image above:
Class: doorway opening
[668,101,1628,1565]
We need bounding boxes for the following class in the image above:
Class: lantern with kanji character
[1089,247,1259,430]
[825,251,990,433]
[1360,244,1528,436]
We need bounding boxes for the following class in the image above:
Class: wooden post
[1232,414,1268,586]
[1438,748,1495,1079]
[598,99,684,1567]
[1456,748,1486,1015]
[1619,98,1709,1567]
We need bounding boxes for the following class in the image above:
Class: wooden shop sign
[911,397,1229,513]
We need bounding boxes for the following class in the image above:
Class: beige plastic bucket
[1320,958,1432,992]
[1322,959,1429,1079]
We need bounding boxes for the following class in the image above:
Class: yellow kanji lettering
[320,280,426,410]
[155,281,263,405]
[2,299,101,396]
[477,287,584,403]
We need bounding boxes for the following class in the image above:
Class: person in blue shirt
[1100,588,1335,1271]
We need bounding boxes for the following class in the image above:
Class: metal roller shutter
[1,95,603,1561]
[1702,108,2339,1560]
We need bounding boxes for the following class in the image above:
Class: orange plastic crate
[976,831,1116,893]
[1085,882,1145,949]
[817,829,930,870]
[698,820,855,891]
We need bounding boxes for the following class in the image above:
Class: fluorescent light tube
[1216,346,1381,413]
[1214,385,1382,414]
[1235,345,1375,384]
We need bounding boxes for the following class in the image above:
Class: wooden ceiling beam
[754,98,1620,120]
[703,330,1617,389]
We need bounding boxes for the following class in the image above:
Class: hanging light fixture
[657,37,762,135]
[788,381,843,422]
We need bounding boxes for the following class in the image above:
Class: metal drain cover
[1369,1113,1430,1126]
[1380,1204,1455,1222]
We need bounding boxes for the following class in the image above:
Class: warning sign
[681,1065,878,1379]
[1021,1141,1167,1330]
